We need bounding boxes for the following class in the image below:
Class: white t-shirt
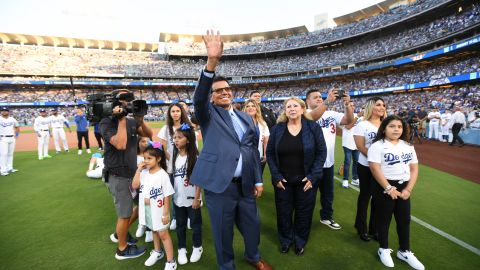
[138,169,175,231]
[368,140,418,182]
[341,113,359,150]
[172,154,197,207]
[34,116,51,132]
[353,120,379,166]
[49,114,67,128]
[158,125,176,173]
[0,116,19,136]
[428,112,441,123]
[312,110,344,168]
[257,123,270,159]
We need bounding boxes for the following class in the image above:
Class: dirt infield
[12,130,479,183]
[414,139,480,184]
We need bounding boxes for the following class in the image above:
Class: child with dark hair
[171,123,203,265]
[368,115,424,270]
[132,142,177,269]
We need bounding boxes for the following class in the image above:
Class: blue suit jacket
[266,118,327,187]
[190,71,262,196]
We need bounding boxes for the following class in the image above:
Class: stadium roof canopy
[159,26,309,43]
[0,32,159,52]
[333,0,411,26]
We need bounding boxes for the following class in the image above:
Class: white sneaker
[187,218,191,230]
[320,219,342,230]
[378,248,394,268]
[145,249,165,267]
[136,225,146,237]
[342,180,349,188]
[145,231,153,242]
[170,219,177,230]
[177,248,188,265]
[397,250,425,270]
[78,150,82,155]
[164,260,177,270]
[351,179,360,186]
[190,246,203,263]
[86,149,91,154]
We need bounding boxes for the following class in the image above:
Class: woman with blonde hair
[353,96,387,242]
[243,99,270,172]
[266,97,327,256]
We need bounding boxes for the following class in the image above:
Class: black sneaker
[110,232,138,245]
[115,244,146,260]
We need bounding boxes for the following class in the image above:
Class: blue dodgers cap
[0,107,9,111]
[39,109,46,112]
[51,108,58,111]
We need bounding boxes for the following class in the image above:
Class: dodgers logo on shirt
[149,186,164,200]
[401,152,413,164]
[0,122,13,127]
[384,153,401,166]
[173,164,187,179]
[318,116,336,129]
[367,132,377,139]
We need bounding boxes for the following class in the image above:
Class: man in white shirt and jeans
[306,89,354,230]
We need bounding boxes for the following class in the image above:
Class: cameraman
[99,89,152,260]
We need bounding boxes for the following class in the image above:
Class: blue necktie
[230,111,245,141]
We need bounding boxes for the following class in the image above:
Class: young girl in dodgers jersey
[171,123,203,265]
[132,142,177,270]
[368,115,424,270]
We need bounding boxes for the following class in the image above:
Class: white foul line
[333,176,480,256]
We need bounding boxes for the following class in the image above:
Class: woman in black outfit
[266,97,327,256]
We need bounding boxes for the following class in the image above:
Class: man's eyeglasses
[212,87,233,93]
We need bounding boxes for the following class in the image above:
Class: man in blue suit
[190,30,273,270]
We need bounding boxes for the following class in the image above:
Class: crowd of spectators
[166,0,451,55]
[2,54,477,106]
[5,82,478,128]
[0,2,478,78]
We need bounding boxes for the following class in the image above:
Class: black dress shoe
[295,247,305,256]
[359,233,371,242]
[280,244,291,254]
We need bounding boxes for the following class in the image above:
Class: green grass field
[1,133,479,270]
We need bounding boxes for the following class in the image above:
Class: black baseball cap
[0,107,9,111]
[51,108,58,111]
[39,109,46,113]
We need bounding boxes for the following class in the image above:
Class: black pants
[94,132,103,149]
[372,180,410,251]
[173,204,202,249]
[275,175,317,249]
[76,131,90,149]
[355,164,376,235]
[450,123,464,145]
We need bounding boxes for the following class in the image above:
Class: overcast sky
[0,0,383,42]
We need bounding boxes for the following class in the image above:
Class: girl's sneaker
[136,225,146,237]
[378,248,394,268]
[164,259,177,270]
[145,249,165,267]
[190,246,203,263]
[178,248,188,265]
[397,250,425,270]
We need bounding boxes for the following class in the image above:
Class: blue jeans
[343,147,359,180]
